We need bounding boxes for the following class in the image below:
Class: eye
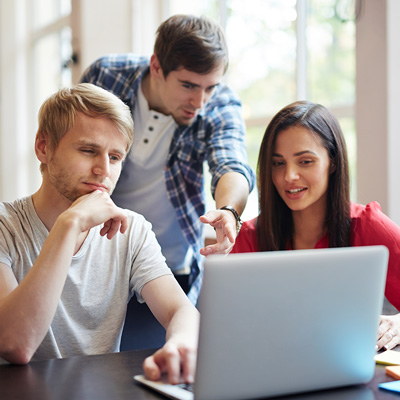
[272,160,285,167]
[299,159,314,166]
[81,148,95,154]
[182,83,194,89]
[206,85,218,93]
[109,154,122,162]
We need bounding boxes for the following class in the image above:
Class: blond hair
[37,83,133,172]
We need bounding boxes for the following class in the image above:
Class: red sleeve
[351,202,400,311]
[231,217,259,253]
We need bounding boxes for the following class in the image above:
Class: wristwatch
[219,206,242,234]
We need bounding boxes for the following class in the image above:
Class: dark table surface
[0,348,399,400]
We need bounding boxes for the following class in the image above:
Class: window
[32,0,73,121]
[0,0,73,201]
[167,0,356,219]
[0,0,356,213]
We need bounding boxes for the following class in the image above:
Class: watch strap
[219,206,242,234]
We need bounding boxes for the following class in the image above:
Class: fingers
[100,219,119,239]
[377,315,400,350]
[199,214,212,224]
[142,344,196,384]
[220,226,236,244]
[180,345,196,383]
[377,328,397,351]
[199,210,237,252]
[143,346,180,384]
[165,345,182,384]
[143,353,163,381]
[119,216,128,234]
[385,329,397,350]
[200,236,234,256]
[99,213,128,239]
[70,190,128,238]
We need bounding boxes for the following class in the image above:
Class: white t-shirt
[0,196,172,363]
[112,84,190,273]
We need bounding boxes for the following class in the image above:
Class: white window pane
[168,0,218,19]
[33,0,71,30]
[33,29,72,112]
[226,0,297,119]
[60,26,72,86]
[307,0,355,107]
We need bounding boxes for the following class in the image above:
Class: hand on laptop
[377,313,400,350]
[142,339,197,384]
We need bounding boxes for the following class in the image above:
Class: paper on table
[374,350,400,365]
[379,380,400,393]
[386,365,400,379]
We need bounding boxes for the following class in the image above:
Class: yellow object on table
[375,350,400,366]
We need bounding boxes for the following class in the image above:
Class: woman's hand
[377,313,400,350]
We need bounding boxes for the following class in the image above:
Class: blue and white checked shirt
[81,54,255,304]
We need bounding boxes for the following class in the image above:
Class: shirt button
[153,115,159,119]
[143,138,149,144]
[148,126,154,131]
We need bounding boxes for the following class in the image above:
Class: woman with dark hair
[232,100,400,350]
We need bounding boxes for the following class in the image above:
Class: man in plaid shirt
[81,14,255,308]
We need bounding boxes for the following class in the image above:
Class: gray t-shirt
[0,196,172,363]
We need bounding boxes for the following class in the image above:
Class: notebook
[134,245,389,400]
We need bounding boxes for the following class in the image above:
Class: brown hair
[37,83,134,173]
[154,14,228,77]
[257,101,351,250]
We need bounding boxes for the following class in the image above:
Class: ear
[149,54,164,79]
[329,161,336,174]
[35,131,51,165]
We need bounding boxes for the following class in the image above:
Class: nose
[92,155,110,177]
[190,90,206,109]
[284,164,300,182]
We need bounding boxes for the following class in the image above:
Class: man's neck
[31,185,72,232]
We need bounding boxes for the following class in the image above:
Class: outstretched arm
[200,171,249,256]
[0,190,128,364]
[141,275,200,384]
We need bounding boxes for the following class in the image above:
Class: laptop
[134,245,389,400]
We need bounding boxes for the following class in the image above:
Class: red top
[232,202,400,311]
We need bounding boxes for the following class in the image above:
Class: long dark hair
[256,101,351,251]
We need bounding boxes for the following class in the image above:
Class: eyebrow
[273,150,318,157]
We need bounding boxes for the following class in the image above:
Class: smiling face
[271,126,332,217]
[40,112,128,203]
[149,56,225,126]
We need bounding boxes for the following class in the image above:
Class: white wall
[70,0,162,83]
[356,0,400,224]
[70,0,133,82]
[0,0,34,202]
[387,0,400,224]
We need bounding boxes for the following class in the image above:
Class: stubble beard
[47,157,87,203]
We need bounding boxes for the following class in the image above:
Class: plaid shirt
[81,54,255,303]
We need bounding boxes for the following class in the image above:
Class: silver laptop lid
[195,246,388,400]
